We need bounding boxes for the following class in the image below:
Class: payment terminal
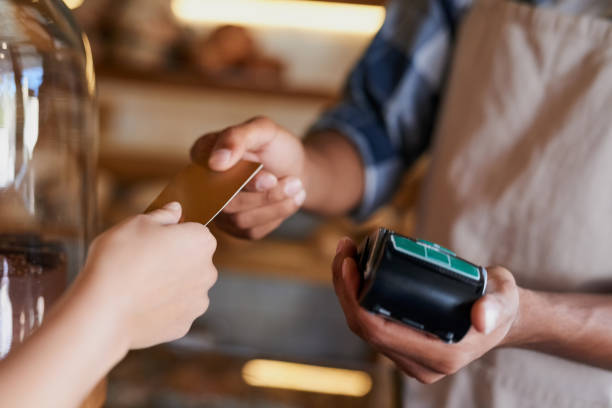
[357,228,487,343]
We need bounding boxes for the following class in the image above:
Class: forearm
[0,275,127,408]
[302,131,365,215]
[504,288,612,370]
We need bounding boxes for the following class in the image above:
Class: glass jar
[0,0,102,404]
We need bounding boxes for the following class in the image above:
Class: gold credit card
[146,161,263,225]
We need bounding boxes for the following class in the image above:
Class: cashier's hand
[191,117,306,239]
[78,202,218,351]
[333,238,520,384]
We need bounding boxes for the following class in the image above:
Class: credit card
[146,161,263,225]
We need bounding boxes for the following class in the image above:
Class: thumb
[207,117,276,171]
[342,257,361,305]
[471,267,517,335]
[332,238,358,292]
[332,238,360,307]
[146,201,182,225]
[190,132,218,166]
[471,295,502,335]
[332,256,362,322]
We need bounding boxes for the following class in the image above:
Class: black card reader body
[357,228,487,343]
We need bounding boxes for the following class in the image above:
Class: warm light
[242,359,372,397]
[82,34,96,96]
[63,0,84,9]
[171,0,385,35]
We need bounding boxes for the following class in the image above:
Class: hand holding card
[190,117,308,239]
[146,161,263,225]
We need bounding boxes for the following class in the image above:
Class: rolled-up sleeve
[309,0,469,220]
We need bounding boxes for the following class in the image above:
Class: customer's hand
[191,116,307,239]
[77,202,218,351]
[332,238,520,384]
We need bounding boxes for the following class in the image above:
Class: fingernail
[336,240,344,255]
[294,190,306,206]
[484,302,500,335]
[255,173,278,191]
[209,149,232,167]
[341,258,352,278]
[163,201,181,211]
[336,237,349,254]
[284,178,302,196]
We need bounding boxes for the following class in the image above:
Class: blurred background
[64,0,427,406]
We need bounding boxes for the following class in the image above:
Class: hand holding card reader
[357,228,487,343]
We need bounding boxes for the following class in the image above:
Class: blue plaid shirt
[310,0,610,219]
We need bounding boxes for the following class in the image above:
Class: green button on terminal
[426,247,450,265]
[417,239,456,256]
[417,239,437,247]
[391,235,479,279]
[392,235,426,257]
[391,235,425,258]
[393,235,480,281]
[450,258,480,280]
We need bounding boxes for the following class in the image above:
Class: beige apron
[406,0,612,406]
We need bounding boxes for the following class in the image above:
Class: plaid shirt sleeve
[309,0,472,220]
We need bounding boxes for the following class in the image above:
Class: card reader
[357,228,487,343]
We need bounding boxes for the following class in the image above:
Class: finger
[146,202,182,225]
[223,192,273,214]
[352,305,450,367]
[471,267,518,334]
[190,132,219,166]
[267,177,305,203]
[379,329,457,375]
[331,239,358,298]
[332,255,462,374]
[333,254,365,335]
[333,237,358,262]
[341,257,361,304]
[226,197,300,230]
[337,293,450,376]
[244,170,278,192]
[174,222,215,241]
[381,349,446,384]
[207,117,278,171]
[223,177,305,214]
[214,216,283,240]
[330,240,435,356]
[246,219,285,240]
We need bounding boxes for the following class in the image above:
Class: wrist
[301,131,365,215]
[70,267,131,363]
[301,144,324,211]
[500,287,540,348]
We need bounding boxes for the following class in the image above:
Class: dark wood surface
[96,66,337,101]
[106,345,392,408]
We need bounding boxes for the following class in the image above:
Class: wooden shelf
[309,0,385,5]
[96,65,336,101]
[98,150,188,182]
